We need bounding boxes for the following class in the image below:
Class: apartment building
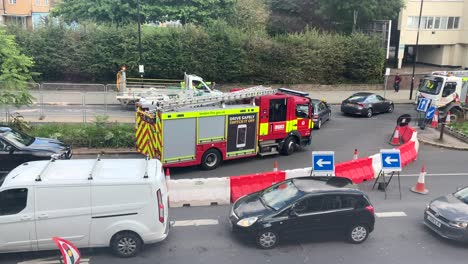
[1,0,55,29]
[397,0,468,69]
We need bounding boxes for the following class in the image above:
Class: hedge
[9,21,385,84]
[30,122,135,148]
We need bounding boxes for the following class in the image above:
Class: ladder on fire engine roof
[148,85,277,113]
[432,70,468,77]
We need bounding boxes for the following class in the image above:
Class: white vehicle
[117,73,220,106]
[0,156,169,257]
[416,70,468,120]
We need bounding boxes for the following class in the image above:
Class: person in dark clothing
[394,74,402,92]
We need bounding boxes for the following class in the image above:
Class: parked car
[0,158,169,257]
[311,99,331,129]
[0,126,72,173]
[229,177,375,249]
[341,92,394,118]
[424,186,468,242]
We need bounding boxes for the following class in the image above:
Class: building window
[45,0,48,5]
[407,16,460,30]
[9,0,16,4]
[36,0,40,5]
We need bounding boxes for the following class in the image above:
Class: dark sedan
[229,177,375,249]
[0,127,72,173]
[341,92,394,118]
[424,186,468,242]
[311,99,331,129]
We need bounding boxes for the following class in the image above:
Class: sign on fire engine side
[227,113,257,153]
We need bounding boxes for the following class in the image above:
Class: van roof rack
[36,154,59,182]
[144,156,150,179]
[88,154,101,180]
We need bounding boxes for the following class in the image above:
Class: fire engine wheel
[201,149,222,170]
[281,137,297,156]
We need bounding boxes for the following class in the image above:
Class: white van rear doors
[35,185,92,250]
[0,187,36,252]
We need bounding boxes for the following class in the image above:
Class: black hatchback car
[341,92,394,118]
[424,186,468,242]
[229,177,375,249]
[0,126,72,173]
[311,99,331,129]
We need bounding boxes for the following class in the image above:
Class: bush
[30,118,135,148]
[9,22,385,84]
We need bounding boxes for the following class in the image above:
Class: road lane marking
[18,257,90,264]
[173,219,219,227]
[376,212,407,218]
[400,173,468,177]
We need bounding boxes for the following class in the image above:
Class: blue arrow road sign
[312,151,335,175]
[380,149,402,172]
[426,106,436,119]
[417,98,431,112]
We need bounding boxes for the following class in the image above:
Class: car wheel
[388,104,394,113]
[256,230,278,249]
[316,119,322,130]
[111,232,142,258]
[201,149,222,170]
[281,137,297,156]
[347,224,369,244]
[366,108,373,118]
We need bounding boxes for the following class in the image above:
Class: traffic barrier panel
[335,157,374,184]
[398,141,417,167]
[230,171,286,202]
[168,177,230,207]
[400,127,415,143]
[369,153,382,179]
[285,167,312,179]
[410,130,419,153]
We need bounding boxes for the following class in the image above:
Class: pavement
[417,126,468,151]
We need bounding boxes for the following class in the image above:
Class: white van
[0,157,169,257]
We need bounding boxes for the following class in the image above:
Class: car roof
[1,158,163,188]
[0,126,12,134]
[292,177,361,195]
[350,92,374,97]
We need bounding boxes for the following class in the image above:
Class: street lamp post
[137,0,144,79]
[409,0,424,100]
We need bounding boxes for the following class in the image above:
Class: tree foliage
[52,0,236,25]
[0,28,35,107]
[9,22,385,84]
[268,0,404,33]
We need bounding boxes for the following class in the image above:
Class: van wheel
[201,149,221,170]
[347,224,369,244]
[111,232,142,258]
[281,137,297,156]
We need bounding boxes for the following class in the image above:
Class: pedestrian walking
[394,74,401,92]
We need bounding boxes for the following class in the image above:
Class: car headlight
[450,221,468,228]
[236,217,258,227]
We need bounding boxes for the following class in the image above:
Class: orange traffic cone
[411,166,429,194]
[431,110,439,128]
[390,128,400,146]
[165,168,171,187]
[353,149,358,160]
[273,161,278,172]
[446,111,451,125]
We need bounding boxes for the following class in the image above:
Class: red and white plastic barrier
[167,126,419,207]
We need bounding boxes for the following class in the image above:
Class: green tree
[268,0,404,33]
[52,0,236,25]
[0,28,35,107]
[229,0,269,29]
